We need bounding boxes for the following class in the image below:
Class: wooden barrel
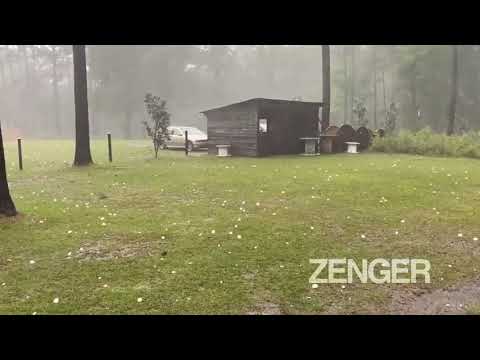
[354,126,373,151]
[336,124,356,152]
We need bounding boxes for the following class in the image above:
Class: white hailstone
[101,223,107,226]
[1,283,5,286]
[198,233,203,237]
[280,265,284,269]
[254,246,258,250]
[312,284,319,289]
[219,280,224,284]
[234,225,238,229]
[171,271,176,274]
[310,226,315,230]
[103,284,109,288]
[474,237,479,241]
[256,202,260,207]
[79,247,84,252]
[161,236,165,240]
[285,242,289,245]
[137,297,143,303]
[272,213,277,216]
[67,230,73,234]
[29,260,36,265]
[39,220,44,224]
[341,285,346,289]
[32,312,37,315]
[401,219,406,223]
[211,230,216,234]
[395,231,399,236]
[53,298,60,304]
[361,234,366,239]
[281,191,286,194]
[53,198,57,202]
[98,276,102,280]
[448,264,452,268]
[458,233,463,238]
[67,252,72,256]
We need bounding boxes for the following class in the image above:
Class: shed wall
[206,102,258,156]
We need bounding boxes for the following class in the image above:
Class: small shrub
[371,128,480,159]
[143,93,171,159]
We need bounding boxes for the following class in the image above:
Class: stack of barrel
[319,125,385,154]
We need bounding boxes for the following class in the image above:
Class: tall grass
[371,128,480,159]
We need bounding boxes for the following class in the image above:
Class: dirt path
[389,278,480,315]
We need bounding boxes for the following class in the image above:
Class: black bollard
[107,133,113,162]
[17,138,23,171]
[185,130,189,156]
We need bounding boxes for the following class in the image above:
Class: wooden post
[185,130,189,156]
[17,138,23,171]
[107,133,113,162]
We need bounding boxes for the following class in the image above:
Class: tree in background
[143,93,171,159]
[353,99,369,127]
[385,102,398,134]
[321,45,331,132]
[447,45,459,136]
[72,45,93,166]
[0,121,16,216]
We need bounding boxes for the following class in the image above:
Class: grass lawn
[1,139,480,314]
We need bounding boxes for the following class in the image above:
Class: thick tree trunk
[73,45,93,166]
[447,45,459,136]
[321,45,331,132]
[0,121,17,217]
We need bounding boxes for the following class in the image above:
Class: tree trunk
[350,46,356,124]
[410,60,418,131]
[21,46,30,86]
[321,45,331,132]
[52,50,61,137]
[382,71,387,128]
[447,45,459,136]
[343,46,349,124]
[0,60,5,88]
[73,45,93,166]
[0,121,17,217]
[373,47,377,129]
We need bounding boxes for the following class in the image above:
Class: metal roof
[201,98,323,114]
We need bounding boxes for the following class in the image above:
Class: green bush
[371,127,480,159]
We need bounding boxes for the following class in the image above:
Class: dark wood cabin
[202,98,322,157]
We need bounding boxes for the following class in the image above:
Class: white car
[163,126,208,152]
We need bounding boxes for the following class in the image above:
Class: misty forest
[2,45,480,315]
[0,45,477,138]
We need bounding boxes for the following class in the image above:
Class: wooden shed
[202,98,322,157]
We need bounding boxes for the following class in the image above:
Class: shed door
[257,118,272,156]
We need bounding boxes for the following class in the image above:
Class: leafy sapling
[143,93,171,159]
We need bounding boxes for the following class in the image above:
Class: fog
[1,45,478,140]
